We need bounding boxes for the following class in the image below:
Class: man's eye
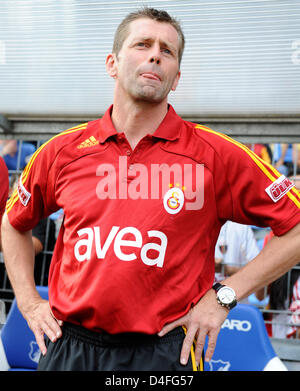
[162,48,171,55]
[136,42,146,47]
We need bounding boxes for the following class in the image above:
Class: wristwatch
[212,282,237,310]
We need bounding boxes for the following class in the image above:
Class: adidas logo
[77,136,99,149]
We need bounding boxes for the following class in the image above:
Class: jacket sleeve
[6,139,60,232]
[212,134,300,236]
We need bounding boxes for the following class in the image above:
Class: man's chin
[134,86,167,104]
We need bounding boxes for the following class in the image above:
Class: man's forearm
[223,222,300,301]
[1,213,63,355]
[224,265,240,276]
[1,213,40,311]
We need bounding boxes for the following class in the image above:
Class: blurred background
[0,0,299,140]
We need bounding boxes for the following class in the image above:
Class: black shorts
[37,322,203,371]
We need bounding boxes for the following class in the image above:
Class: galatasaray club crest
[163,184,185,215]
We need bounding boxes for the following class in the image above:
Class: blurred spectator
[289,174,300,191]
[32,218,56,286]
[0,139,36,171]
[245,143,272,164]
[0,157,9,321]
[256,231,300,338]
[0,157,9,251]
[214,221,260,281]
[266,269,300,339]
[294,144,300,175]
[48,208,64,240]
[255,175,300,338]
[273,143,294,177]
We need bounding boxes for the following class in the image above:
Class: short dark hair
[112,7,185,66]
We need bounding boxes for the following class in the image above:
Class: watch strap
[212,282,223,292]
[227,299,237,310]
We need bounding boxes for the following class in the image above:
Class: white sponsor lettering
[140,230,167,267]
[74,225,167,268]
[17,177,31,206]
[221,319,252,332]
[114,227,142,261]
[0,40,6,65]
[265,175,294,203]
[291,39,300,65]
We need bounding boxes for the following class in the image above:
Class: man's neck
[111,99,168,150]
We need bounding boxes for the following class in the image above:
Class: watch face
[218,287,236,304]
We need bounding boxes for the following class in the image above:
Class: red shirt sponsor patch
[17,177,31,206]
[265,175,294,203]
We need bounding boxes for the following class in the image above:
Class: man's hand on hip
[20,298,63,356]
[158,289,228,366]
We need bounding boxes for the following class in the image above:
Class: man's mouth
[140,72,161,81]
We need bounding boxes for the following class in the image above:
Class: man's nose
[150,56,160,65]
[149,44,161,65]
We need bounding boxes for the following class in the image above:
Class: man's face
[108,18,181,104]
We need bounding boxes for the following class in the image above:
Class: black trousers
[37,322,203,371]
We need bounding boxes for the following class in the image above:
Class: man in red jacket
[2,7,300,371]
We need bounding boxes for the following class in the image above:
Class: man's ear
[106,53,118,79]
[171,70,181,92]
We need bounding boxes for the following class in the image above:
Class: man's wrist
[212,282,237,310]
